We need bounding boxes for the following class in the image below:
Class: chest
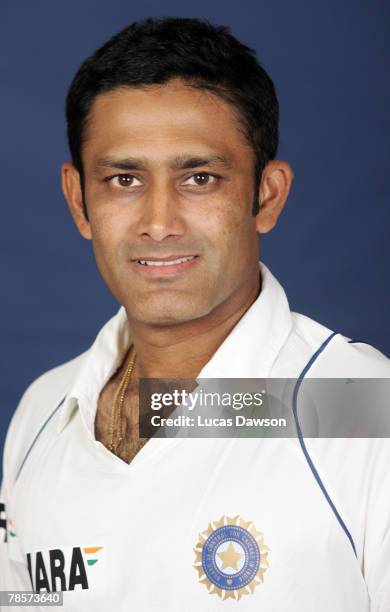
[94,378,148,463]
[9,423,368,611]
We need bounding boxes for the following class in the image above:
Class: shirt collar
[197,262,292,379]
[57,307,131,434]
[57,262,292,433]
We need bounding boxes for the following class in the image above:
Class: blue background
[1,1,389,472]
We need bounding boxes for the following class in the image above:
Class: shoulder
[13,349,87,424]
[2,306,128,487]
[294,312,389,377]
[275,312,389,377]
[285,314,390,564]
[2,350,89,487]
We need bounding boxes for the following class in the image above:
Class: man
[1,17,389,611]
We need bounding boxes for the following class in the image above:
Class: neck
[126,272,261,379]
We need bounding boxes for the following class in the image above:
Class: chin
[137,311,197,326]
[131,301,211,327]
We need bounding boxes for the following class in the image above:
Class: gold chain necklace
[108,344,137,453]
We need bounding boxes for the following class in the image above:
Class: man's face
[79,79,262,325]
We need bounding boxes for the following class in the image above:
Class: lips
[129,254,200,277]
[133,255,198,267]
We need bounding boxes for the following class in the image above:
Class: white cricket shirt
[1,262,389,611]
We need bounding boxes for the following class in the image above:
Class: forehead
[82,79,254,164]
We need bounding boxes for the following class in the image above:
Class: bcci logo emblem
[194,515,269,600]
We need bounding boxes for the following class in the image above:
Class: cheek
[208,197,255,254]
[89,211,126,267]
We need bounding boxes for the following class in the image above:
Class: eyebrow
[94,154,233,172]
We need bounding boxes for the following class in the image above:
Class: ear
[255,161,294,233]
[61,162,92,240]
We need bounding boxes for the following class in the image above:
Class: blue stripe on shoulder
[292,332,357,557]
[15,396,67,483]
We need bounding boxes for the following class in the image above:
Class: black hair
[65,17,279,216]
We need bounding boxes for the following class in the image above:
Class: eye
[184,173,218,187]
[108,174,143,188]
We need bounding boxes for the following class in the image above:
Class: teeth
[138,256,195,266]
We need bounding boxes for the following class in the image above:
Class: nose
[135,181,186,242]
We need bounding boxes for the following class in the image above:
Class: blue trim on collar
[292,331,357,557]
[15,396,67,483]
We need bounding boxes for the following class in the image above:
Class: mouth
[129,254,200,277]
[135,255,197,266]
